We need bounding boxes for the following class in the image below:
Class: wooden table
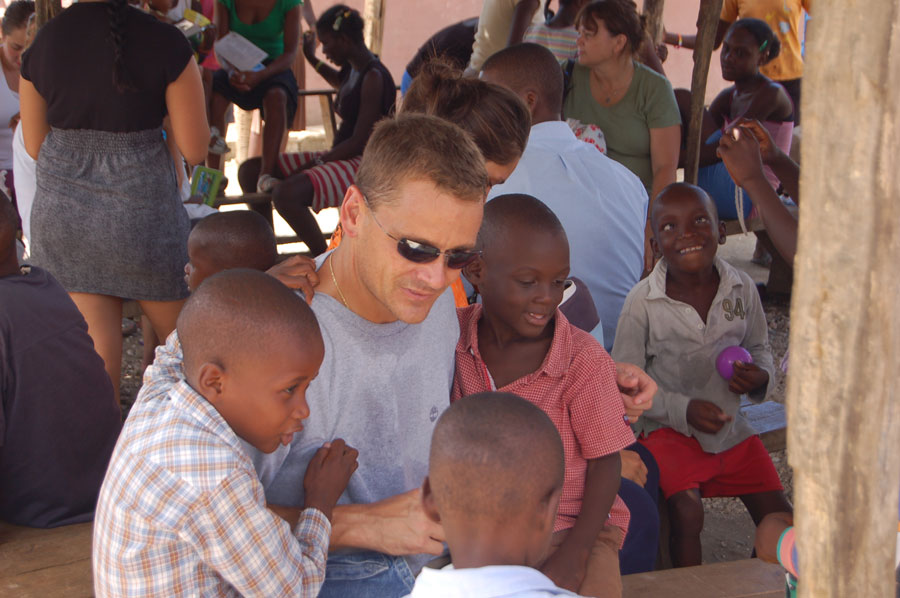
[623,558,786,598]
[0,521,94,597]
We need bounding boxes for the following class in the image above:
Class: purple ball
[716,346,753,380]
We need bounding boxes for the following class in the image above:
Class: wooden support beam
[787,1,900,595]
[363,0,385,57]
[643,0,665,44]
[682,0,722,184]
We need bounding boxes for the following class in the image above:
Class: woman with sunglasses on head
[20,0,208,401]
[239,4,395,256]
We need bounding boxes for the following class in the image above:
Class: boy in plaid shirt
[452,194,635,598]
[93,270,358,597]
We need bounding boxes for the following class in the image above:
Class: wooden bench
[740,398,787,452]
[0,521,93,597]
[623,558,786,597]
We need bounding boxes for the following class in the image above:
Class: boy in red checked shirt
[452,194,634,598]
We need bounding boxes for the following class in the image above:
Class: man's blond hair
[356,113,488,208]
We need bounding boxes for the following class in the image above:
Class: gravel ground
[118,230,793,566]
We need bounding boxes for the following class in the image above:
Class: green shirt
[563,61,681,194]
[220,0,302,61]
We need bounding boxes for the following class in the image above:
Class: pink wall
[302,0,727,123]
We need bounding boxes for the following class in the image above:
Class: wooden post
[787,1,900,596]
[643,0,665,44]
[682,0,722,184]
[363,0,385,56]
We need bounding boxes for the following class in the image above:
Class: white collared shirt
[489,121,649,350]
[405,566,583,598]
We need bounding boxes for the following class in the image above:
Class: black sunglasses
[361,194,481,269]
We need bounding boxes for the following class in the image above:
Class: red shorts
[639,427,783,499]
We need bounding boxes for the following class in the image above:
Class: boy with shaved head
[455,194,634,597]
[0,196,121,528]
[93,270,359,598]
[408,391,581,597]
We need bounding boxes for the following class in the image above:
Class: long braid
[106,0,132,92]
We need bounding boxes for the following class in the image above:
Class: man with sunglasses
[260,113,489,598]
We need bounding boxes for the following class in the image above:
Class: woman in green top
[563,0,680,273]
[207,0,307,192]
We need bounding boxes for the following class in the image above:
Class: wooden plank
[0,522,93,596]
[623,558,785,598]
[1,560,93,598]
[643,0,665,45]
[214,192,272,206]
[740,401,787,452]
[683,0,724,184]
[363,0,386,56]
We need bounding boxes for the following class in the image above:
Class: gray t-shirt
[262,280,459,571]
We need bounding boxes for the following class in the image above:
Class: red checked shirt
[452,305,635,541]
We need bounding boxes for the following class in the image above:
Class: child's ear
[196,362,226,403]
[462,255,485,288]
[421,477,441,524]
[717,220,727,245]
[649,235,661,258]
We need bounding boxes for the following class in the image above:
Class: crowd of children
[0,0,821,596]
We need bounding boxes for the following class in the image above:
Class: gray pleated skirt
[30,128,190,301]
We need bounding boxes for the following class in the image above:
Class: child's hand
[302,30,318,62]
[728,361,769,395]
[266,255,320,303]
[540,545,588,592]
[303,439,359,521]
[686,399,732,434]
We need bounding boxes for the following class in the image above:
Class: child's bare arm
[540,453,621,591]
[303,439,359,521]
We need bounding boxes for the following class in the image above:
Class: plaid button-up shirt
[93,346,331,597]
[452,305,634,542]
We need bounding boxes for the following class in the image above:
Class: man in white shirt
[482,42,649,351]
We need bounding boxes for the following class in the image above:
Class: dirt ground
[118,223,792,567]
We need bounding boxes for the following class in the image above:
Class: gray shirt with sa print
[611,256,775,454]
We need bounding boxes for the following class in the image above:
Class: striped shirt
[93,345,331,597]
[452,305,634,543]
[523,23,579,63]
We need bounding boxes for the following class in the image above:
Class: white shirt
[405,566,583,598]
[489,120,649,350]
[12,123,34,251]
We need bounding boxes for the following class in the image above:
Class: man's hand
[267,255,319,302]
[735,118,781,165]
[620,449,648,487]
[332,488,446,555]
[717,125,768,189]
[540,544,588,592]
[303,439,359,521]
[686,399,732,434]
[729,361,769,395]
[616,362,656,423]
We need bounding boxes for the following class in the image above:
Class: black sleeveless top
[333,59,396,147]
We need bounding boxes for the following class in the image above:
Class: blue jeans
[317,551,416,598]
[619,443,661,575]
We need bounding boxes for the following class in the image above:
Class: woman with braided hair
[19,0,209,401]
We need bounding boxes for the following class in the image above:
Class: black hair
[482,43,564,115]
[106,0,133,92]
[729,18,781,64]
[317,4,364,44]
[2,0,34,36]
[477,193,566,252]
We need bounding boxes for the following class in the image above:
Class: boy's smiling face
[469,226,570,339]
[650,185,726,274]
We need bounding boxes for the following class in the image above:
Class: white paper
[214,32,267,73]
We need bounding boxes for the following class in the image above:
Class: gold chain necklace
[328,253,350,309]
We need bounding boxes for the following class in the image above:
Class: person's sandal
[208,126,230,155]
[257,174,278,193]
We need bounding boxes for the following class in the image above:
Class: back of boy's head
[481,43,564,113]
[177,269,321,380]
[189,211,278,272]
[429,392,564,525]
[650,182,719,230]
[477,193,567,256]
